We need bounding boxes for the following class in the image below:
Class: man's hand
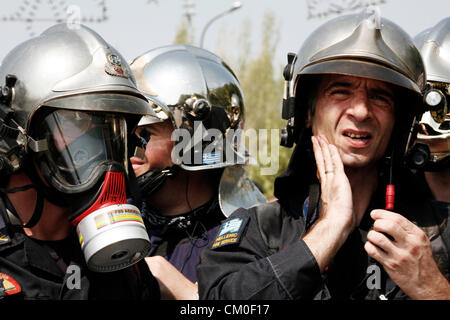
[303,135,355,273]
[364,209,450,299]
[145,256,199,300]
[311,135,355,230]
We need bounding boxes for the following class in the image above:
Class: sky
[0,0,449,69]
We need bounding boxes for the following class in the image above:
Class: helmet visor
[33,109,128,190]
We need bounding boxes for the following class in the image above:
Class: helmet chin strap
[137,165,179,196]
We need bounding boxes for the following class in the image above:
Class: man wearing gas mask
[129,45,266,299]
[196,9,449,299]
[0,24,160,299]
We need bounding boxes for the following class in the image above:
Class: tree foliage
[234,12,292,199]
[173,17,194,44]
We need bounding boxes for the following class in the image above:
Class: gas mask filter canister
[71,171,151,272]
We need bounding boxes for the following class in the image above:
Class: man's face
[308,74,396,169]
[130,120,175,177]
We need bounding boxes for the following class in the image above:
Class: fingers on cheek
[329,144,344,170]
[311,136,320,160]
[312,136,319,150]
[318,136,331,159]
[318,134,329,144]
[312,136,325,181]
[328,144,339,158]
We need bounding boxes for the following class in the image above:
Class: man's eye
[371,94,392,105]
[330,89,350,96]
[140,129,151,143]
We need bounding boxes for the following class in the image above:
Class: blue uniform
[142,198,225,283]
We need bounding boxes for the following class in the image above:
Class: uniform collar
[23,237,67,278]
[0,223,77,279]
[142,197,219,231]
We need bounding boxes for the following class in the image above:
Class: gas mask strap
[0,184,44,228]
[21,191,44,228]
[0,184,34,193]
[22,159,67,208]
[0,185,34,223]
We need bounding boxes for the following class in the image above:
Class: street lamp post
[199,1,242,48]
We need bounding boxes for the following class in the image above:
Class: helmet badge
[105,54,130,79]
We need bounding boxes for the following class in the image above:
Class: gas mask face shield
[35,109,128,191]
[30,108,151,272]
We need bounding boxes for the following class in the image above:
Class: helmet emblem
[105,54,130,79]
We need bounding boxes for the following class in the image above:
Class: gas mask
[0,23,158,272]
[31,108,151,272]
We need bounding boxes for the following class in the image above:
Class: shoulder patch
[211,216,249,249]
[0,214,11,245]
[0,273,21,296]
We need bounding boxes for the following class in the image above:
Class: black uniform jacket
[0,214,159,300]
[196,144,449,300]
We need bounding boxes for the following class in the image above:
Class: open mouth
[342,130,372,147]
[343,132,371,140]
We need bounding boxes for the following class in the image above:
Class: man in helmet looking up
[196,8,449,299]
[129,44,266,299]
[0,24,160,299]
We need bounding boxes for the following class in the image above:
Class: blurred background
[1,0,449,198]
